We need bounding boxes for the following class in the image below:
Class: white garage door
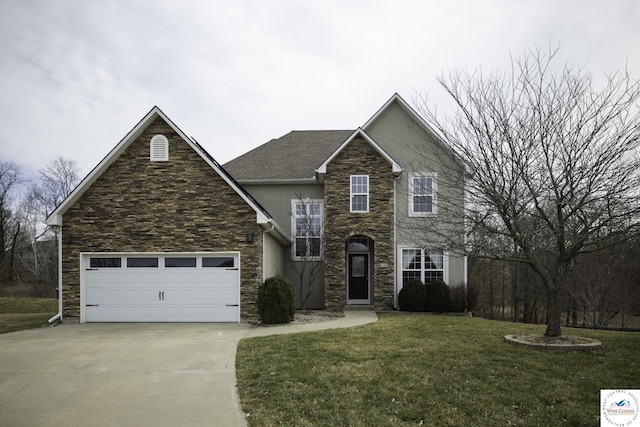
[82,253,240,323]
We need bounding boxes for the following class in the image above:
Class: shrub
[398,279,427,312]
[257,276,296,324]
[449,284,467,313]
[426,280,451,313]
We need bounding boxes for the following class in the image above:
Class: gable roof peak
[362,93,418,130]
[315,128,402,175]
[45,106,288,243]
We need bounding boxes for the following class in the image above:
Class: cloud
[1,0,639,178]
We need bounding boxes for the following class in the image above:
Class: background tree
[22,157,81,295]
[14,188,57,295]
[567,237,640,329]
[0,161,23,283]
[417,46,640,337]
[33,156,81,216]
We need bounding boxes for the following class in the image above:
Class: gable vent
[150,134,169,161]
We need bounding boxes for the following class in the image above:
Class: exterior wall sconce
[246,232,254,243]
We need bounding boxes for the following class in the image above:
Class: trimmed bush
[257,276,296,324]
[398,279,427,312]
[426,280,451,313]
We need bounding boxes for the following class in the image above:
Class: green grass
[236,313,639,427]
[0,297,58,334]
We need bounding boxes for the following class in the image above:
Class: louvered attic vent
[150,134,169,161]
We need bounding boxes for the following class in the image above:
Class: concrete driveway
[0,311,377,427]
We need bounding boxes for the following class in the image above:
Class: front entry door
[348,253,369,303]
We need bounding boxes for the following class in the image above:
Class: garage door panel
[85,287,161,305]
[87,304,239,322]
[160,305,239,322]
[166,288,239,304]
[86,305,165,322]
[83,253,240,323]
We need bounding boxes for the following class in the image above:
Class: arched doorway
[346,236,373,304]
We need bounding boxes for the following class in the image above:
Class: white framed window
[401,248,445,285]
[350,175,369,212]
[292,200,323,260]
[409,173,437,216]
[150,134,169,161]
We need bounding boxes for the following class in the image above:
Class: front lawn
[236,313,639,426]
[0,297,58,334]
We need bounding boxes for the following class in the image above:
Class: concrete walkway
[0,310,377,427]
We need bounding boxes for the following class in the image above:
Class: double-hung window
[401,248,445,285]
[350,175,369,212]
[292,200,323,260]
[410,174,436,215]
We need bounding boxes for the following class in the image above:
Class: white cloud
[1,0,639,178]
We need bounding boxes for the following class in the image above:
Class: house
[46,93,467,323]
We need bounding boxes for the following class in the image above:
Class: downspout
[48,225,63,324]
[393,174,401,309]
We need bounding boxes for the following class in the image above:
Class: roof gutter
[235,177,319,186]
[261,219,291,246]
[48,226,63,324]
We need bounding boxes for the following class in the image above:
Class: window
[351,175,369,212]
[150,134,169,161]
[410,174,436,215]
[165,257,196,267]
[202,257,235,268]
[127,257,159,268]
[401,248,444,285]
[90,257,122,268]
[292,200,322,259]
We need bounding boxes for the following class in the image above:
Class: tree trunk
[545,287,562,337]
[511,261,519,322]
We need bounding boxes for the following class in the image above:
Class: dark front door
[348,253,369,303]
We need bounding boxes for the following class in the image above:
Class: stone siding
[61,116,264,320]
[323,136,395,310]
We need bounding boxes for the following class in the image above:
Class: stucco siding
[242,183,326,309]
[241,184,324,228]
[263,230,284,280]
[366,100,467,287]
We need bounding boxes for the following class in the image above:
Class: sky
[1,0,639,178]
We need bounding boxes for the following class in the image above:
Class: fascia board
[45,106,279,232]
[235,177,319,185]
[46,106,165,226]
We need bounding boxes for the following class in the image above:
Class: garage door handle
[226,268,239,271]
[86,268,98,271]
[86,304,99,307]
[226,304,239,307]
[158,291,165,301]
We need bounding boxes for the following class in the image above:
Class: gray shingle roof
[224,130,354,181]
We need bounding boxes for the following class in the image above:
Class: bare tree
[34,156,81,216]
[289,196,324,310]
[0,161,23,281]
[13,157,80,295]
[15,189,56,295]
[417,46,640,336]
